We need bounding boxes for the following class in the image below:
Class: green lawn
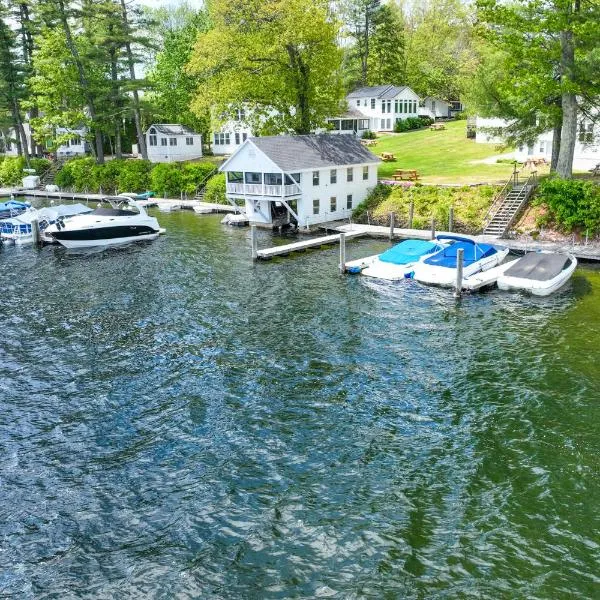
[372,120,530,184]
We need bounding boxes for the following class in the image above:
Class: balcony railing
[226,182,301,196]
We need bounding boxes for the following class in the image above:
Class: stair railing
[501,171,538,235]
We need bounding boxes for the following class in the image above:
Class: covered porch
[225,171,302,198]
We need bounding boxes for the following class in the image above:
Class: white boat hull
[55,231,160,249]
[345,255,414,280]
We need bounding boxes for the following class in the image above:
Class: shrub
[352,183,392,221]
[535,177,600,234]
[67,157,97,191]
[361,130,377,140]
[150,163,183,197]
[393,117,423,133]
[30,158,51,177]
[117,160,152,193]
[418,115,434,127]
[92,159,126,194]
[181,162,216,194]
[0,156,26,186]
[203,172,227,204]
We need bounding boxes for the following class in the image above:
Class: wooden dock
[256,231,365,260]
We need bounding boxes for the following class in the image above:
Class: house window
[347,167,353,182]
[313,170,319,186]
[363,166,369,180]
[235,132,240,145]
[186,137,194,146]
[356,99,360,106]
[214,132,230,145]
[539,141,545,153]
[579,122,594,144]
[381,100,386,113]
[404,100,408,113]
[313,199,319,214]
[242,133,247,142]
[236,109,246,121]
[330,169,337,184]
[330,196,337,212]
[161,138,168,146]
[285,173,300,185]
[265,173,282,185]
[149,134,157,146]
[347,194,353,209]
[170,137,177,146]
[245,172,262,184]
[371,98,375,109]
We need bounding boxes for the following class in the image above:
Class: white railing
[226,183,301,196]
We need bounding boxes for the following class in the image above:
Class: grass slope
[373,120,517,184]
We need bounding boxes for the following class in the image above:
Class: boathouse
[219,134,380,228]
[145,124,203,163]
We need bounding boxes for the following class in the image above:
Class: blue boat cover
[379,240,441,265]
[424,241,497,267]
[0,200,30,211]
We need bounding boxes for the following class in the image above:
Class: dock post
[339,232,346,274]
[250,224,258,260]
[430,217,436,240]
[454,247,464,298]
[408,201,414,229]
[389,212,395,240]
[31,218,41,247]
[449,206,454,232]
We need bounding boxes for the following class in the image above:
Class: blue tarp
[379,240,441,265]
[424,241,497,267]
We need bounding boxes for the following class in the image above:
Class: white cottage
[332,85,421,133]
[419,97,451,120]
[220,134,380,228]
[146,124,202,163]
[3,123,89,157]
[474,117,511,144]
[212,108,253,156]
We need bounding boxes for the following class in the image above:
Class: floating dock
[256,231,364,260]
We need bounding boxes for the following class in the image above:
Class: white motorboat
[345,239,445,280]
[411,234,509,287]
[45,196,162,249]
[0,203,92,245]
[497,252,577,296]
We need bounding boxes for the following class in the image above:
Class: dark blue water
[1,211,599,598]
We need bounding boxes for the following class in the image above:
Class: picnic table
[522,157,548,169]
[589,163,600,176]
[361,139,377,147]
[393,169,420,181]
[429,123,446,131]
[380,152,396,162]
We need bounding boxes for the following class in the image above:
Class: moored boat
[411,234,509,287]
[45,196,162,248]
[345,239,445,280]
[497,252,577,296]
[0,200,30,219]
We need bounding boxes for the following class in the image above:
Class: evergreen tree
[367,3,405,86]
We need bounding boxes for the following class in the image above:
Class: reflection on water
[1,211,599,598]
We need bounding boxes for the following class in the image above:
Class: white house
[219,134,380,228]
[3,123,89,157]
[419,97,451,120]
[515,118,599,170]
[474,117,511,144]
[334,85,421,133]
[146,124,202,163]
[212,108,253,156]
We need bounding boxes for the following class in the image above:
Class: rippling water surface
[1,210,599,599]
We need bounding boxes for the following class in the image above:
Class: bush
[117,160,152,193]
[181,162,216,194]
[535,177,600,234]
[30,158,51,177]
[418,115,434,127]
[352,183,392,221]
[0,156,26,186]
[203,173,227,204]
[67,157,97,192]
[393,116,424,133]
[361,130,377,140]
[150,163,183,197]
[92,159,126,194]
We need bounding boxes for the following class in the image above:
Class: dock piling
[454,248,464,298]
[31,219,41,247]
[250,224,258,260]
[430,217,436,240]
[389,212,395,241]
[408,201,414,229]
[449,206,454,232]
[339,232,346,274]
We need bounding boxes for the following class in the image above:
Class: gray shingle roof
[149,124,198,136]
[347,85,409,99]
[248,134,380,171]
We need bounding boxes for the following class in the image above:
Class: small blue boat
[0,200,30,219]
[345,239,444,280]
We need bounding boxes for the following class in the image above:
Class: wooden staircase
[482,169,538,237]
[39,159,65,186]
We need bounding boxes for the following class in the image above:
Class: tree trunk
[11,99,30,167]
[362,9,370,86]
[119,0,148,161]
[57,0,104,164]
[550,121,562,172]
[108,41,122,160]
[287,45,311,134]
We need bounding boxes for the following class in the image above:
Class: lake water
[1,210,599,598]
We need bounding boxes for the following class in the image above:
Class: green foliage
[150,163,184,197]
[394,117,423,133]
[352,183,392,220]
[29,158,51,176]
[92,159,125,193]
[203,173,227,205]
[0,156,26,186]
[181,162,216,194]
[188,0,344,135]
[354,183,497,233]
[535,177,600,234]
[418,116,434,127]
[361,129,377,140]
[117,160,152,193]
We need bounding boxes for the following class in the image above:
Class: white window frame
[330,169,337,184]
[330,196,337,212]
[347,167,353,182]
[313,198,319,215]
[347,194,353,210]
[363,166,369,180]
